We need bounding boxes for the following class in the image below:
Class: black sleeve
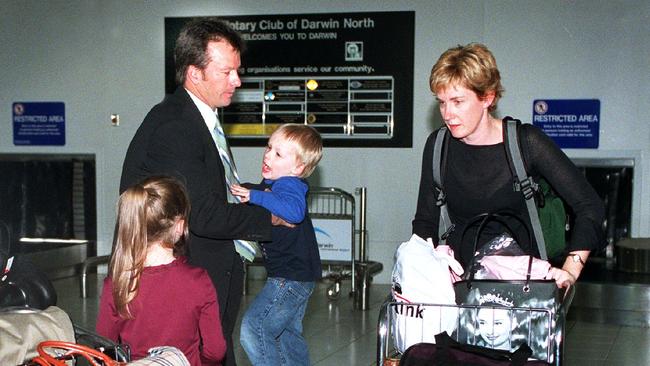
[412,132,441,242]
[519,124,606,252]
[144,114,271,242]
[241,182,264,190]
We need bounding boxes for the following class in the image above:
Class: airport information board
[221,76,394,140]
[165,11,414,147]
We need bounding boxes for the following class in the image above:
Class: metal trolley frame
[307,187,357,299]
[376,286,575,366]
[244,186,383,306]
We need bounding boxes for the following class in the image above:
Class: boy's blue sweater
[248,177,321,281]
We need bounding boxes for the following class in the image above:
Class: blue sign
[532,99,600,149]
[13,102,66,146]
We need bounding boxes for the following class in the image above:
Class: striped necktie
[211,118,259,261]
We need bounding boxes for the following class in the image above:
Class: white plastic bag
[390,234,464,352]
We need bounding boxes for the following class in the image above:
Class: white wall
[1,0,648,284]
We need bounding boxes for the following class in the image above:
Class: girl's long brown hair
[108,176,189,319]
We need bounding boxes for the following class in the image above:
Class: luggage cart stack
[308,187,357,300]
[243,186,355,296]
[244,186,382,307]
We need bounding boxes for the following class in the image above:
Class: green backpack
[431,117,567,260]
[535,178,567,259]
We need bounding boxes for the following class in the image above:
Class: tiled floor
[53,274,650,365]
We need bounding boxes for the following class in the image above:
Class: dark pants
[221,257,244,366]
[189,243,244,366]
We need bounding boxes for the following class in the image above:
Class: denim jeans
[240,277,315,366]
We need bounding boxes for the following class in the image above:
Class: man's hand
[272,214,295,228]
[230,184,251,203]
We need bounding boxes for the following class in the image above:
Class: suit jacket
[119,86,272,316]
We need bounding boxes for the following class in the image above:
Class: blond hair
[429,43,504,112]
[273,124,323,178]
[109,176,190,319]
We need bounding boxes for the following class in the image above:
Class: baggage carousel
[18,239,95,280]
[569,256,650,327]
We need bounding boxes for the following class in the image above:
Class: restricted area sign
[532,99,600,149]
[13,102,66,146]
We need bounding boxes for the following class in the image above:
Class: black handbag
[454,212,562,305]
[453,213,562,362]
[1,221,57,310]
[74,324,131,363]
[0,254,57,310]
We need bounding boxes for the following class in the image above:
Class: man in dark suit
[120,18,273,366]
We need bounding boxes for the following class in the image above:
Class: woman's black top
[412,122,606,268]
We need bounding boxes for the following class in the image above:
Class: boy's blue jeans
[240,277,315,366]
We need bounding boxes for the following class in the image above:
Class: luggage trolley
[376,286,575,365]
[243,187,357,299]
[308,187,356,300]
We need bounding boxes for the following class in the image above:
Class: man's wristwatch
[569,253,586,266]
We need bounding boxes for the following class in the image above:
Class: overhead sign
[165,11,415,147]
[532,99,600,149]
[13,102,66,146]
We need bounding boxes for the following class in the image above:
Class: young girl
[96,176,226,366]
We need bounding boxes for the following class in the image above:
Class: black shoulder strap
[432,127,454,244]
[503,117,548,260]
